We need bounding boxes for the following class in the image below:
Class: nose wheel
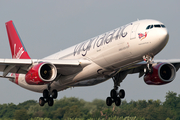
[39,83,58,106]
[106,88,125,106]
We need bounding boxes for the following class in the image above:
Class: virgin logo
[13,44,24,59]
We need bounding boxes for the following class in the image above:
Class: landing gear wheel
[115,97,121,106]
[106,97,112,106]
[39,97,45,106]
[48,97,54,106]
[39,81,59,106]
[52,89,58,99]
[107,85,126,106]
[119,89,125,99]
[110,89,117,99]
[43,89,49,98]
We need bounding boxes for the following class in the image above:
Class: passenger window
[154,24,161,28]
[161,24,166,28]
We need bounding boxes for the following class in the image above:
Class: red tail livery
[5,20,30,59]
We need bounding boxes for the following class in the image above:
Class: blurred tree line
[0,91,179,120]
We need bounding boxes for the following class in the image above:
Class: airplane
[0,19,176,107]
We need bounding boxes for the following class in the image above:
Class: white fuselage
[15,19,169,93]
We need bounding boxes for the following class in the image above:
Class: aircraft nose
[151,28,169,55]
[158,28,169,44]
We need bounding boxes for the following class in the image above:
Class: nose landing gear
[143,55,154,74]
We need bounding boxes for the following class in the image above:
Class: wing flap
[3,65,16,77]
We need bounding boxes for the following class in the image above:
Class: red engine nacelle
[144,63,176,85]
[25,62,57,85]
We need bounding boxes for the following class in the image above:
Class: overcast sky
[0,1,180,104]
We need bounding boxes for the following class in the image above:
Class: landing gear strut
[106,75,125,106]
[39,83,58,106]
[143,55,154,74]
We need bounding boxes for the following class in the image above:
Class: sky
[0,1,180,104]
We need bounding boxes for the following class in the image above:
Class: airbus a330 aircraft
[0,19,176,106]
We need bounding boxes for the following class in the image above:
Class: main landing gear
[106,75,125,106]
[106,87,125,106]
[39,84,58,106]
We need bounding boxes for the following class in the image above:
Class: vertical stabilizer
[5,20,31,59]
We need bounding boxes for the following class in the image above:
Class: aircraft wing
[119,59,180,78]
[0,58,91,78]
[153,59,180,71]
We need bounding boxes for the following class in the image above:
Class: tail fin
[5,20,31,59]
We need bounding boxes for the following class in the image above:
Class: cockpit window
[161,24,166,28]
[146,24,166,30]
[150,25,153,29]
[146,25,153,30]
[154,24,161,28]
[146,25,150,29]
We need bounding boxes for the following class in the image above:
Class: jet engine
[144,63,176,85]
[25,62,57,85]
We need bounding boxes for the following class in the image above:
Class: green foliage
[0,103,17,118]
[14,109,29,120]
[17,100,37,110]
[0,91,180,119]
[29,117,52,120]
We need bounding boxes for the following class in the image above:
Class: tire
[48,97,54,106]
[115,97,121,106]
[43,89,49,98]
[110,89,117,99]
[106,97,112,106]
[52,89,58,99]
[39,97,45,106]
[119,89,125,99]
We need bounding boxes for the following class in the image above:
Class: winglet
[5,20,31,59]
